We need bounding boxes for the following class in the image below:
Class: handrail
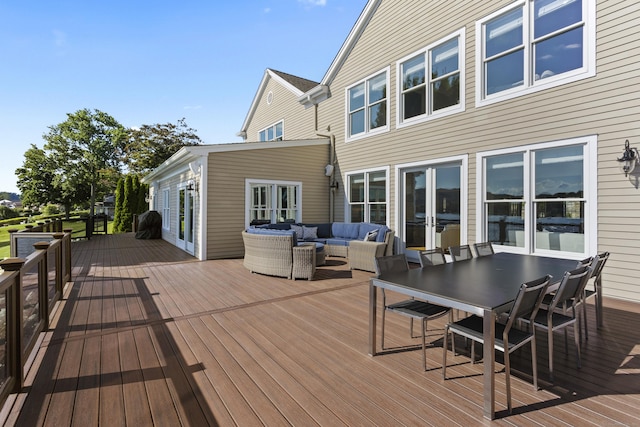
[0,230,72,406]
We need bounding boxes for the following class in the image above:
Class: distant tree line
[16,109,201,230]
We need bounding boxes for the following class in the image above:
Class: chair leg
[381,308,387,350]
[575,320,582,369]
[548,327,554,382]
[442,326,449,379]
[531,333,539,391]
[504,349,512,414]
[410,317,415,338]
[422,318,427,371]
[471,340,475,364]
[582,296,589,341]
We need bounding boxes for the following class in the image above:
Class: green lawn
[0,219,113,259]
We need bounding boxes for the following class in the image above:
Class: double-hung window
[397,29,465,127]
[477,0,595,105]
[346,69,389,140]
[347,169,388,224]
[246,180,301,226]
[478,136,596,257]
[258,121,284,141]
[162,188,170,230]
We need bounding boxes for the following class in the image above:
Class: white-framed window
[476,0,595,106]
[346,68,390,141]
[245,179,301,227]
[346,168,389,224]
[162,188,170,230]
[476,135,597,258]
[396,29,465,128]
[258,121,284,141]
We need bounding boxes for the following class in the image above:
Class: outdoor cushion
[302,226,318,240]
[325,238,350,247]
[302,223,331,238]
[375,225,389,243]
[358,223,382,240]
[332,222,360,239]
[290,224,304,240]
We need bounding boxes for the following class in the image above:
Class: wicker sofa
[253,222,395,273]
[241,229,322,280]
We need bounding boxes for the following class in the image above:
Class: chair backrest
[374,253,409,277]
[473,242,494,257]
[548,265,592,312]
[449,245,473,262]
[504,275,551,331]
[418,248,446,267]
[591,251,610,284]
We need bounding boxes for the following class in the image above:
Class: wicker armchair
[242,231,316,280]
[349,230,395,273]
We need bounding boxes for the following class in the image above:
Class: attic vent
[267,91,274,105]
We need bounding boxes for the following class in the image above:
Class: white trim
[475,0,596,108]
[343,166,391,225]
[244,178,303,229]
[345,67,391,143]
[198,157,208,260]
[395,28,466,129]
[162,188,171,231]
[257,120,285,142]
[394,155,469,252]
[475,135,597,259]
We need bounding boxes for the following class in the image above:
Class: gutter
[316,132,336,223]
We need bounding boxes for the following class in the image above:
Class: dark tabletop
[373,252,578,312]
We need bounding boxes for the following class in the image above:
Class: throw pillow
[290,224,304,241]
[303,226,318,240]
[364,230,378,241]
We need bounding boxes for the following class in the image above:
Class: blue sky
[0,0,366,194]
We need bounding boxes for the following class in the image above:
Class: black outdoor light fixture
[617,139,639,177]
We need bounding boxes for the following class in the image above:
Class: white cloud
[298,0,327,6]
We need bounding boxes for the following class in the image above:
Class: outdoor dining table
[369,252,578,420]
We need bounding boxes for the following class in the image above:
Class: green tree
[120,175,134,232]
[16,144,60,211]
[124,118,202,175]
[42,108,127,216]
[112,178,125,232]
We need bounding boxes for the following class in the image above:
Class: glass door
[403,164,461,261]
[177,185,195,254]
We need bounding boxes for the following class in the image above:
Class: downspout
[316,131,336,223]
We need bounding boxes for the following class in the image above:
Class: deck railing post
[53,233,65,294]
[63,229,73,282]
[33,242,51,330]
[0,257,26,392]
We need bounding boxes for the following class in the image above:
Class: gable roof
[298,0,382,108]
[238,68,319,138]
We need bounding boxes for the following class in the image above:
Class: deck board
[4,233,640,426]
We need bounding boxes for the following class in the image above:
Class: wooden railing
[0,231,72,405]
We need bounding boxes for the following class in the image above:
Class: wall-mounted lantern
[617,139,638,177]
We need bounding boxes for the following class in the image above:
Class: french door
[177,185,195,254]
[402,163,461,260]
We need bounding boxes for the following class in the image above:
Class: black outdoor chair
[473,242,494,257]
[449,245,473,262]
[582,252,609,338]
[527,265,592,382]
[418,248,447,267]
[375,254,452,371]
[443,274,551,413]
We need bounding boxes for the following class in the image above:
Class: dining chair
[448,245,473,261]
[442,274,551,413]
[375,254,452,371]
[473,242,494,257]
[418,248,447,267]
[581,251,609,338]
[528,265,592,382]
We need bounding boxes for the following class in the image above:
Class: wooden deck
[2,233,640,426]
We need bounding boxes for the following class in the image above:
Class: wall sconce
[145,193,152,203]
[617,139,639,177]
[186,180,198,192]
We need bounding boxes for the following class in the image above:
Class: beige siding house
[145,0,640,303]
[143,69,331,260]
[294,0,639,302]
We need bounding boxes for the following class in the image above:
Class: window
[346,69,389,140]
[478,136,596,257]
[162,188,170,230]
[246,180,301,226]
[397,29,465,127]
[258,121,284,141]
[477,0,595,105]
[347,169,388,224]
